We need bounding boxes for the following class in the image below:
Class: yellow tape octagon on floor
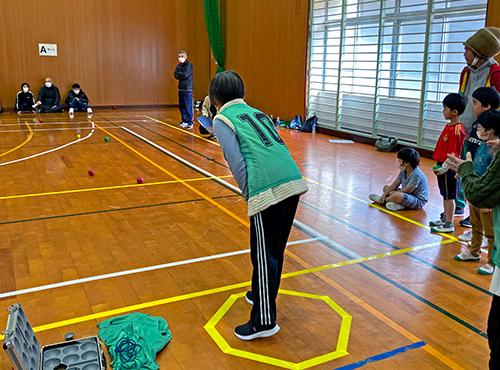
[204,290,352,370]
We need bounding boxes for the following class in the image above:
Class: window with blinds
[308,0,488,149]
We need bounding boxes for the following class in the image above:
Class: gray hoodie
[460,57,499,138]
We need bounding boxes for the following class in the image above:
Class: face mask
[23,87,29,93]
[477,130,490,141]
[73,90,80,95]
[178,57,186,63]
[45,82,52,88]
[397,162,407,170]
[470,56,481,68]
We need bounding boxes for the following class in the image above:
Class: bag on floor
[288,115,302,129]
[375,136,398,152]
[300,115,317,132]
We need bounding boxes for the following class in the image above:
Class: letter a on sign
[39,43,57,56]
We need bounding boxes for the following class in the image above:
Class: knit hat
[463,27,500,59]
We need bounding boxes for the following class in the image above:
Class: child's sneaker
[386,202,404,211]
[430,224,454,233]
[245,291,253,306]
[478,263,495,275]
[454,252,480,261]
[369,194,382,203]
[459,216,472,228]
[429,219,446,227]
[458,230,472,242]
[69,108,74,117]
[454,207,465,217]
[234,320,280,341]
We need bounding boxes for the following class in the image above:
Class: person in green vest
[210,71,308,340]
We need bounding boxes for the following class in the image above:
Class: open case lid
[2,303,41,370]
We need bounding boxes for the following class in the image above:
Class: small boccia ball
[104,136,109,142]
[39,119,43,123]
[137,177,144,184]
[113,106,117,110]
[77,134,81,139]
[88,169,95,176]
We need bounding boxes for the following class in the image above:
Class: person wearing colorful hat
[455,27,500,226]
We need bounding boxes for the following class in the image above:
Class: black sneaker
[454,207,465,217]
[234,320,280,341]
[245,291,253,305]
[459,216,472,228]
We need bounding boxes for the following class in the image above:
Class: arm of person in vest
[213,118,249,200]
[457,150,500,209]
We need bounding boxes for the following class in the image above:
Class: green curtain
[202,0,225,74]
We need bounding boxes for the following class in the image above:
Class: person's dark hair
[21,82,30,89]
[472,86,500,109]
[397,147,420,168]
[442,93,467,115]
[72,83,80,89]
[477,109,500,136]
[209,71,245,107]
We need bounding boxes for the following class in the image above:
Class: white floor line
[0,237,320,299]
[0,119,152,127]
[0,122,95,167]
[0,126,117,133]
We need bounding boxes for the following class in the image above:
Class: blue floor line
[333,341,426,369]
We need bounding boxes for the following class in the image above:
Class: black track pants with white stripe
[249,194,300,327]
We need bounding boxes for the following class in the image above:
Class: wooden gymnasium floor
[0,108,492,369]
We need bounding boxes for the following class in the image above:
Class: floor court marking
[0,121,95,167]
[300,200,492,296]
[96,123,250,227]
[285,249,466,370]
[0,126,116,133]
[0,237,325,299]
[0,175,234,201]
[303,177,461,242]
[0,120,470,367]
[139,118,453,247]
[145,115,220,146]
[0,239,451,338]
[0,121,33,157]
[121,127,489,330]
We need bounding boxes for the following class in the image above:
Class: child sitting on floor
[369,148,429,211]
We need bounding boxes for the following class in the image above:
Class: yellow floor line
[285,249,466,370]
[303,177,461,242]
[0,175,233,200]
[0,239,450,339]
[145,115,220,146]
[95,123,249,227]
[0,121,33,157]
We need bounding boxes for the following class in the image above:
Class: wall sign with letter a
[39,43,57,56]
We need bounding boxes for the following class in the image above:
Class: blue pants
[70,98,88,111]
[178,90,193,124]
[40,103,64,113]
[17,102,31,112]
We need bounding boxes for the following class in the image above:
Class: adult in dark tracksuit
[15,83,35,114]
[34,77,65,113]
[210,71,308,341]
[173,50,194,128]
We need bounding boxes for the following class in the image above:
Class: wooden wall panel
[487,0,500,27]
[0,0,210,108]
[223,0,309,120]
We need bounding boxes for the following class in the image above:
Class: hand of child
[380,194,387,203]
[480,208,492,213]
